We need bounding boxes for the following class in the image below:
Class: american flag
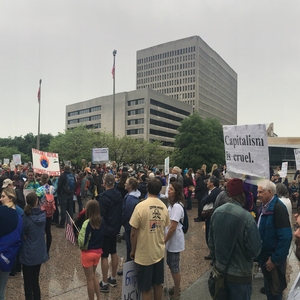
[37,79,41,103]
[111,64,115,79]
[65,212,75,245]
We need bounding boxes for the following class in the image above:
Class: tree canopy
[173,113,225,171]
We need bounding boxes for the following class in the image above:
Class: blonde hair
[1,188,17,205]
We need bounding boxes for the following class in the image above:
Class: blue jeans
[58,194,73,226]
[226,281,252,300]
[0,271,9,300]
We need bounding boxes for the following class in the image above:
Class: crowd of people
[1,161,300,300]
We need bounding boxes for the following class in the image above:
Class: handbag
[208,210,246,299]
[201,203,214,219]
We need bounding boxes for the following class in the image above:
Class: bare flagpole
[112,50,117,138]
[37,79,42,150]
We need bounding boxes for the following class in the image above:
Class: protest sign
[3,158,9,165]
[294,149,300,171]
[92,148,109,163]
[122,261,142,300]
[32,148,60,176]
[164,156,169,175]
[280,162,288,178]
[13,154,21,165]
[223,124,269,179]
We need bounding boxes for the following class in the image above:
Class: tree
[0,146,30,163]
[173,113,225,171]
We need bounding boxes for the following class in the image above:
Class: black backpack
[179,203,189,234]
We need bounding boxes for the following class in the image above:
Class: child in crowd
[78,200,105,300]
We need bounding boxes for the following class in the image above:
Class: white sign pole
[164,157,169,176]
[294,149,300,171]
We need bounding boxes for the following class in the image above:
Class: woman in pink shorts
[78,200,105,300]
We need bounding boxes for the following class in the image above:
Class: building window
[127,128,144,135]
[128,108,144,116]
[150,99,190,116]
[127,118,144,125]
[128,98,145,106]
[90,114,101,121]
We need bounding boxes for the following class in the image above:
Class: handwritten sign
[32,148,60,176]
[122,261,142,300]
[92,148,109,163]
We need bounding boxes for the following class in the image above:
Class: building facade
[136,36,237,125]
[66,89,193,148]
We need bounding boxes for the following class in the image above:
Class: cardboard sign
[32,148,60,176]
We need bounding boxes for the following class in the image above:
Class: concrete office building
[136,36,237,125]
[66,88,193,148]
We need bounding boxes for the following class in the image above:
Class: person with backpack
[19,192,48,300]
[0,188,22,300]
[36,174,55,254]
[164,181,185,300]
[56,165,75,228]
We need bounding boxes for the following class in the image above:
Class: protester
[276,183,293,226]
[78,200,105,300]
[20,192,48,300]
[165,182,185,300]
[194,169,207,222]
[56,165,75,228]
[257,179,292,299]
[130,178,170,300]
[0,188,22,298]
[36,174,55,254]
[98,174,122,293]
[23,170,40,191]
[209,178,262,299]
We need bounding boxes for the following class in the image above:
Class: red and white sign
[32,148,60,176]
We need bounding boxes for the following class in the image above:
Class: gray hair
[276,183,289,198]
[258,179,276,194]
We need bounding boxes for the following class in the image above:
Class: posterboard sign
[223,124,269,179]
[281,162,288,178]
[32,148,60,176]
[92,148,109,163]
[164,156,170,175]
[294,149,300,171]
[122,261,142,300]
[13,154,21,165]
[3,158,9,165]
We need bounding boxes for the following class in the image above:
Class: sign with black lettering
[122,261,142,300]
[223,124,269,178]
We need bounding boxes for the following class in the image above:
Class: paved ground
[5,202,299,299]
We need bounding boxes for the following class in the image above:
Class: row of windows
[68,106,101,117]
[137,54,196,71]
[150,129,176,139]
[67,114,101,124]
[150,109,183,123]
[86,123,101,129]
[150,99,190,116]
[127,118,144,125]
[137,63,196,78]
[137,77,195,89]
[128,108,144,116]
[128,98,144,106]
[127,129,144,135]
[137,46,196,65]
[150,119,179,130]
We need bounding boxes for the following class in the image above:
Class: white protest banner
[13,154,21,165]
[92,148,109,163]
[294,149,300,171]
[122,261,142,300]
[164,156,170,175]
[3,158,9,165]
[280,162,288,178]
[32,148,60,176]
[223,124,269,179]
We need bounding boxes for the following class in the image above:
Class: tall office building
[136,36,237,125]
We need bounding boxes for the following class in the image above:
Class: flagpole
[37,79,42,150]
[112,50,117,138]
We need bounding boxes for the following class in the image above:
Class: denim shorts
[167,251,180,273]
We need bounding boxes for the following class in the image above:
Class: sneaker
[107,276,117,287]
[100,281,109,293]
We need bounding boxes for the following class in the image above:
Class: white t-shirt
[279,197,292,227]
[165,203,185,253]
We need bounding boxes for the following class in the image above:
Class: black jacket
[98,188,122,237]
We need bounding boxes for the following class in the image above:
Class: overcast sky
[1,0,299,139]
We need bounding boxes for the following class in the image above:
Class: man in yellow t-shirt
[130,178,170,300]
